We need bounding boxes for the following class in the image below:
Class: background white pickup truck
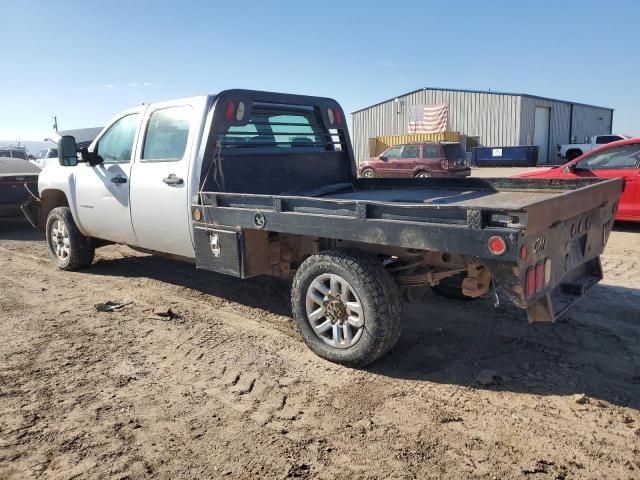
[558,134,630,161]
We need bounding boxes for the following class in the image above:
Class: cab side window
[576,144,640,170]
[384,147,403,159]
[97,114,140,164]
[401,145,420,158]
[142,106,192,161]
[422,145,440,158]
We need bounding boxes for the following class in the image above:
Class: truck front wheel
[45,207,95,270]
[291,249,402,367]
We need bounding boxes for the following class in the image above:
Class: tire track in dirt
[1,228,639,479]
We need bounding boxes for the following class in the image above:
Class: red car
[515,138,640,221]
[358,142,471,178]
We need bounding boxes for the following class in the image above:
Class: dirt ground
[0,218,639,480]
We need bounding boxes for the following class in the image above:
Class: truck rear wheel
[45,207,95,270]
[291,249,402,367]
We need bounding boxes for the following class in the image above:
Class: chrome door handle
[110,176,127,184]
[162,174,183,185]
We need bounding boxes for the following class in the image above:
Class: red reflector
[488,236,507,255]
[225,100,236,121]
[535,262,545,291]
[334,108,343,125]
[519,245,528,261]
[526,267,536,298]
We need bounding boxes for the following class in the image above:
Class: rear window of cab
[221,103,341,152]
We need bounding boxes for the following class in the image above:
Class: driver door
[379,146,403,177]
[74,108,145,244]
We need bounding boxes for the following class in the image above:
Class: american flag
[407,103,449,133]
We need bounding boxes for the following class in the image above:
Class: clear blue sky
[2,0,639,141]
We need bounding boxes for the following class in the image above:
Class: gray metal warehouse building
[351,87,614,164]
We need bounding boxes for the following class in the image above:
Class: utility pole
[52,116,58,132]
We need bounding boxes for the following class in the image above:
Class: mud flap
[527,257,603,323]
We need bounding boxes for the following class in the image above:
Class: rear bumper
[487,193,618,323]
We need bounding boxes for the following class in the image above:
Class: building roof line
[350,86,614,114]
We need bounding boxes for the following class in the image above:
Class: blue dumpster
[472,146,539,167]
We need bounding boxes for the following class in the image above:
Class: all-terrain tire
[45,207,95,270]
[291,249,402,367]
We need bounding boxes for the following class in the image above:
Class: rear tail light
[327,108,342,126]
[519,245,528,261]
[488,236,507,255]
[525,257,551,299]
[535,262,545,291]
[526,267,536,298]
[441,160,449,169]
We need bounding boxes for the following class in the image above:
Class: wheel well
[566,149,582,158]
[39,190,69,227]
[413,169,430,176]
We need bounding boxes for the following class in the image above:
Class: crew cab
[358,142,470,178]
[558,134,630,161]
[28,89,623,367]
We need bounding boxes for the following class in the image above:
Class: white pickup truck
[26,89,623,367]
[558,134,630,161]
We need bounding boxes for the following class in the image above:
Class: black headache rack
[197,89,355,196]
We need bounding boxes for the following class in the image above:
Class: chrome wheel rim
[416,172,430,178]
[50,220,70,261]
[362,170,374,178]
[305,273,365,349]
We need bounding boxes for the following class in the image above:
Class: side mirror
[58,135,78,166]
[379,155,387,161]
[79,147,101,166]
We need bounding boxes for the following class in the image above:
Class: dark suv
[358,142,471,178]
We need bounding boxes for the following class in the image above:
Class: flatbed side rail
[195,191,521,261]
